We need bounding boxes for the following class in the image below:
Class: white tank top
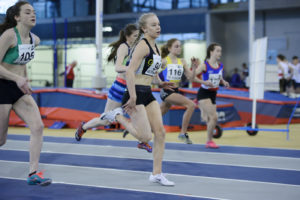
[278,61,289,79]
[290,63,300,83]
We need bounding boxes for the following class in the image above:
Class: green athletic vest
[2,27,35,65]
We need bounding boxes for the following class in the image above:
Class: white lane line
[2,140,300,171]
[8,133,300,151]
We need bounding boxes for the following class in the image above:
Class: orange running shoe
[137,142,152,153]
[75,122,86,141]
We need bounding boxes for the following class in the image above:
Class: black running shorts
[0,79,24,104]
[197,87,217,105]
[160,87,179,101]
[122,85,156,107]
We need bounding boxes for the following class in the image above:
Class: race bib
[145,54,162,76]
[167,64,183,81]
[209,73,221,87]
[14,44,35,65]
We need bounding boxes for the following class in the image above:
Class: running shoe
[149,173,175,186]
[205,140,219,149]
[123,130,129,138]
[75,122,86,141]
[27,171,52,186]
[100,107,123,123]
[178,133,193,144]
[137,142,152,153]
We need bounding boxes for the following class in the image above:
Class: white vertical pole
[96,0,103,76]
[249,0,256,129]
[205,13,211,46]
[92,0,106,89]
[249,0,254,66]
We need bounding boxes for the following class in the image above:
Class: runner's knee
[0,128,8,146]
[209,113,218,123]
[29,122,44,135]
[153,127,165,141]
[0,139,6,146]
[185,100,196,110]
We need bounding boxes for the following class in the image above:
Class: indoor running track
[1,134,300,200]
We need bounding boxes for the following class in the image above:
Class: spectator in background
[290,56,300,94]
[241,62,249,88]
[224,68,231,83]
[241,62,249,77]
[230,68,243,88]
[277,54,293,95]
[64,60,77,88]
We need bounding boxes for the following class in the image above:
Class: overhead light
[103,26,112,32]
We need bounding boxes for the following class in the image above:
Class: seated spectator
[230,68,243,88]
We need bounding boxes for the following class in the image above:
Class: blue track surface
[1,149,299,185]
[2,134,300,200]
[0,178,209,200]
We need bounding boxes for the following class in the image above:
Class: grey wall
[265,9,300,59]
[209,8,300,74]
[210,12,249,74]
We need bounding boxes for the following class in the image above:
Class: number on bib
[167,64,183,81]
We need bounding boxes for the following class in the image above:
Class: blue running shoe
[27,171,52,186]
[137,142,152,153]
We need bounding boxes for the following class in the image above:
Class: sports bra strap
[124,42,130,56]
[154,43,160,56]
[14,27,22,44]
[142,38,160,56]
[14,27,34,44]
[29,32,34,44]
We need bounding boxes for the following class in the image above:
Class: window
[0,0,18,14]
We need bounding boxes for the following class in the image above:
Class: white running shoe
[149,173,175,186]
[100,107,123,123]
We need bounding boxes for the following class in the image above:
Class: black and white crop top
[135,38,162,77]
